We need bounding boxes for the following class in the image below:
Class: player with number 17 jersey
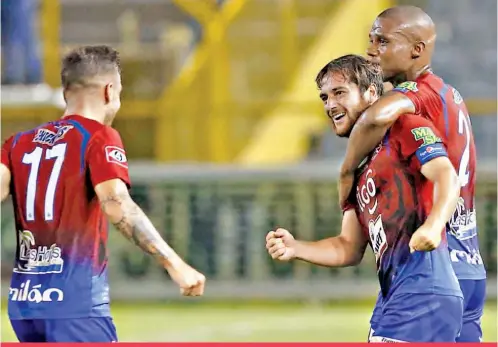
[2,114,130,321]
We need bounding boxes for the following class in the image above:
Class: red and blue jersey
[345,115,462,300]
[393,73,486,280]
[2,115,130,319]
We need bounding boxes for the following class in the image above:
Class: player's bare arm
[266,210,368,267]
[338,92,415,204]
[95,178,206,296]
[409,157,460,253]
[0,163,11,202]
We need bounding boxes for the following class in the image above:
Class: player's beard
[333,112,358,138]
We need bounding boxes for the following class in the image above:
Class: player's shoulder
[2,133,16,150]
[391,113,434,133]
[4,123,47,151]
[62,115,122,143]
[393,72,443,95]
[390,114,441,145]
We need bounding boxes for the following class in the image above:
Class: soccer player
[266,54,463,342]
[338,6,486,342]
[0,45,206,342]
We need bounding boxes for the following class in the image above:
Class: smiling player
[266,54,463,342]
[338,6,487,342]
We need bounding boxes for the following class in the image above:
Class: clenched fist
[265,228,297,261]
[409,222,442,253]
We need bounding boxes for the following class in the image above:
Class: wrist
[162,253,184,270]
[424,216,446,232]
[292,240,304,260]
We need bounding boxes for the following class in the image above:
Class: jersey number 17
[22,143,67,222]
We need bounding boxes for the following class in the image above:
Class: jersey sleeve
[341,200,356,213]
[1,135,14,169]
[392,81,424,114]
[341,186,357,213]
[393,115,448,172]
[87,127,131,188]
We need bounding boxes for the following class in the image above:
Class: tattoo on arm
[100,193,174,262]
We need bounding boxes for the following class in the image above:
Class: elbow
[341,238,364,267]
[357,108,380,128]
[347,252,364,267]
[358,106,395,128]
[0,182,9,202]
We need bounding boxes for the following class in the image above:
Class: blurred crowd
[1,0,43,85]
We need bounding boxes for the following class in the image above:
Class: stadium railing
[2,161,496,300]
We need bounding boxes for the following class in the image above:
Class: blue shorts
[369,292,463,342]
[457,279,486,342]
[370,279,486,342]
[10,317,117,342]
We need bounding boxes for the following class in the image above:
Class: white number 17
[457,110,471,187]
[22,143,67,221]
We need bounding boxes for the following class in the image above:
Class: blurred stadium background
[1,0,497,342]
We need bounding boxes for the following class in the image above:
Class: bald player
[0,45,206,342]
[337,6,486,343]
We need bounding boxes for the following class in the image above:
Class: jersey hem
[9,314,112,320]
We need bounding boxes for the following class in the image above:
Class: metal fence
[1,161,496,300]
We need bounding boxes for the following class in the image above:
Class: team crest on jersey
[410,127,441,146]
[394,81,418,93]
[105,146,128,168]
[452,88,463,105]
[33,125,73,146]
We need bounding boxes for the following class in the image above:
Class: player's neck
[62,105,106,124]
[405,65,432,81]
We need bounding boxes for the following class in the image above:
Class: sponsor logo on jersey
[415,143,447,164]
[410,127,442,146]
[450,249,483,265]
[9,280,64,304]
[33,125,73,146]
[452,88,463,105]
[105,146,128,168]
[394,81,418,93]
[448,197,477,240]
[13,230,64,275]
[368,215,388,269]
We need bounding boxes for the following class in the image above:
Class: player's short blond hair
[61,45,121,89]
[315,54,384,96]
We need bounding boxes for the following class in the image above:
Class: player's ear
[411,41,425,59]
[104,83,114,105]
[365,83,378,102]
